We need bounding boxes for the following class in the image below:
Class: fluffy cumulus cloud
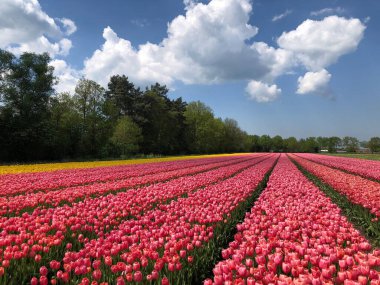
[83,27,175,87]
[83,0,366,102]
[59,18,77,36]
[50,59,81,94]
[0,0,76,58]
[1,0,366,101]
[277,16,366,71]
[84,0,271,87]
[7,37,72,57]
[0,0,78,92]
[246,80,281,103]
[296,69,331,95]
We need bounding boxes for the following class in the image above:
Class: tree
[248,135,261,152]
[316,137,330,150]
[272,135,284,152]
[241,133,254,152]
[342,136,359,153]
[259,135,272,152]
[299,137,319,153]
[104,75,142,121]
[327,136,342,152]
[49,92,82,158]
[73,78,106,156]
[0,49,56,161]
[0,49,14,101]
[110,116,142,156]
[185,101,212,153]
[138,83,174,154]
[284,137,298,152]
[368,137,380,153]
[222,118,245,152]
[167,97,188,154]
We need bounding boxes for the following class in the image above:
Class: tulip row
[0,155,252,197]
[207,154,380,285]
[0,155,263,216]
[290,154,380,218]
[0,155,277,284]
[0,153,246,175]
[32,155,277,285]
[295,153,380,181]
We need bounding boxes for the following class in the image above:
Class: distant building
[358,147,371,153]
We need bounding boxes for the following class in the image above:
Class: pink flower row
[0,155,262,215]
[291,154,380,218]
[0,155,248,196]
[0,155,277,283]
[296,153,380,181]
[207,155,380,285]
[30,155,277,284]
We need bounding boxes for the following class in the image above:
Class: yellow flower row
[0,153,251,175]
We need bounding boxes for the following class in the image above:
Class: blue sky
[1,0,379,140]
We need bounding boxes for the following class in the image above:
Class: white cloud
[0,0,76,57]
[0,0,359,101]
[83,27,174,87]
[363,16,371,24]
[7,37,72,57]
[84,0,271,87]
[296,69,331,95]
[183,0,198,10]
[277,16,366,71]
[272,9,292,22]
[50,59,81,94]
[81,0,365,102]
[310,7,345,17]
[246,80,281,102]
[251,42,295,80]
[59,18,77,35]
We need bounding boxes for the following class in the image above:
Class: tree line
[249,135,380,153]
[0,50,379,162]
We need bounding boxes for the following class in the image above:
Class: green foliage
[284,136,298,152]
[342,136,360,152]
[185,101,222,154]
[110,116,142,156]
[259,135,272,152]
[271,135,284,152]
[49,92,82,158]
[328,136,342,152]
[0,49,56,161]
[222,118,246,152]
[73,78,107,157]
[368,137,380,153]
[104,75,142,121]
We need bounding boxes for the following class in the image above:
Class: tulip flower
[209,155,380,284]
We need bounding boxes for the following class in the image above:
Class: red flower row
[0,155,264,215]
[0,155,250,196]
[0,155,277,284]
[291,154,380,218]
[207,155,380,284]
[35,156,276,285]
[296,153,380,181]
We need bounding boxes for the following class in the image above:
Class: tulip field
[0,154,379,284]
